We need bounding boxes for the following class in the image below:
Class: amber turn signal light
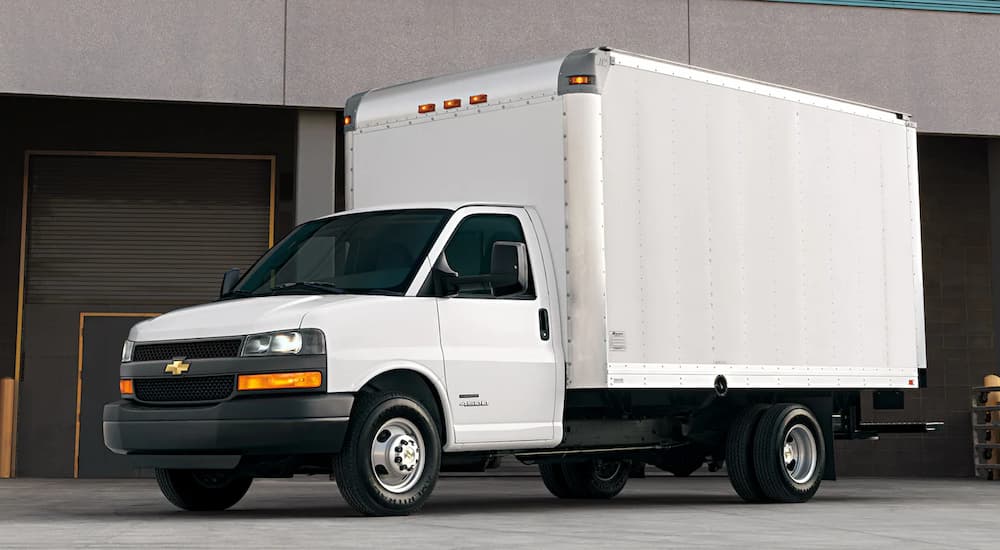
[568,75,593,85]
[119,379,134,395]
[238,371,323,391]
[343,115,352,126]
[418,103,436,114]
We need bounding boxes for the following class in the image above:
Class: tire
[154,468,252,511]
[752,403,825,503]
[333,391,441,516]
[559,459,630,499]
[539,463,581,498]
[726,404,769,503]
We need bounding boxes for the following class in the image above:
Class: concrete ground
[0,475,996,549]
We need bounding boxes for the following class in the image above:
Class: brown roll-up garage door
[16,153,274,478]
[25,155,272,305]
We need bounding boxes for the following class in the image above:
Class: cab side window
[442,214,534,298]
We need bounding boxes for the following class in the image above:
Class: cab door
[429,207,558,447]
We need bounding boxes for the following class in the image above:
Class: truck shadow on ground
[70,492,897,520]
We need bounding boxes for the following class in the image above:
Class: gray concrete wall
[295,110,339,223]
[2,0,999,135]
[0,0,285,104]
[690,0,1000,136]
[284,0,690,107]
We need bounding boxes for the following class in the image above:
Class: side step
[835,417,943,440]
[860,421,943,433]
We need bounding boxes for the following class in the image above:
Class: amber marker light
[469,94,488,105]
[568,75,593,85]
[238,371,323,391]
[418,103,436,114]
[443,98,462,109]
[343,115,352,126]
[119,379,134,395]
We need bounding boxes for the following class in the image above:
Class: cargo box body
[345,47,925,392]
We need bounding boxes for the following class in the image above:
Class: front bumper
[103,393,354,469]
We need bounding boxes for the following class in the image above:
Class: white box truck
[105,47,929,516]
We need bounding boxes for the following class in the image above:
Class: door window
[440,214,534,298]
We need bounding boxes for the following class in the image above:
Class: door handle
[538,308,550,341]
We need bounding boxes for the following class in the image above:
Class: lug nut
[395,446,402,452]
[394,457,402,463]
[401,440,409,446]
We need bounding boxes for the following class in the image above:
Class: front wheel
[154,468,252,511]
[333,392,441,516]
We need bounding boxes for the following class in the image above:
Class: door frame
[8,150,277,477]
[416,205,562,449]
[73,312,159,478]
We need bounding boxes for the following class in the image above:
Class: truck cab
[105,203,565,515]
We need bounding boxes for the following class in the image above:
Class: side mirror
[219,268,241,298]
[489,241,528,297]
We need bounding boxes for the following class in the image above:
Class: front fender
[353,360,456,451]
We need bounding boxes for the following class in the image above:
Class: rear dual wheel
[726,403,825,503]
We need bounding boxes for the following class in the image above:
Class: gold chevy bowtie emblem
[165,360,190,375]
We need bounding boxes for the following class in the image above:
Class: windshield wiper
[220,289,253,300]
[349,288,404,296]
[262,281,347,295]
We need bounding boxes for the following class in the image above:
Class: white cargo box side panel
[349,98,569,317]
[598,63,923,390]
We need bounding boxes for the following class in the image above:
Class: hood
[130,295,368,342]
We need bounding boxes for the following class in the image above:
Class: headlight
[241,329,325,357]
[121,340,135,363]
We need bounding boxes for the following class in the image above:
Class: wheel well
[360,370,447,445]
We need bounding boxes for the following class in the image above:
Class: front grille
[134,375,235,403]
[133,339,242,362]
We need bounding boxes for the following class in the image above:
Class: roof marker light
[443,98,461,109]
[469,94,488,105]
[568,75,593,85]
[343,115,352,126]
[418,103,436,114]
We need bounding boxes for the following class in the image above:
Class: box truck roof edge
[344,46,913,132]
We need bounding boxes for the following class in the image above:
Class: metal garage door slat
[25,155,272,305]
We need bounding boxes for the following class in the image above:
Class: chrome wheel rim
[783,423,817,484]
[370,417,425,494]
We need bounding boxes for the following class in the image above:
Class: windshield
[230,209,451,297]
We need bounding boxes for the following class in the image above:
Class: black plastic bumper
[103,393,354,469]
